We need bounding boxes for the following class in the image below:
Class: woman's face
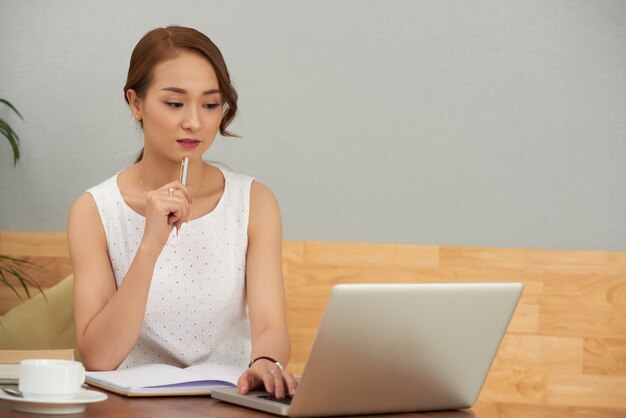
[132,50,224,162]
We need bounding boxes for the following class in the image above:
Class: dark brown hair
[124,26,238,162]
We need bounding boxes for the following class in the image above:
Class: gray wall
[1,1,625,251]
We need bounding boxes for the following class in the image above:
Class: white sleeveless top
[87,167,252,370]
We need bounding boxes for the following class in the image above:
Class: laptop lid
[212,282,523,417]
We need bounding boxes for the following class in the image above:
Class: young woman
[68,26,296,398]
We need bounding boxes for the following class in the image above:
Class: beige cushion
[0,274,79,359]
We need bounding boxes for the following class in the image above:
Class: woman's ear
[126,89,143,121]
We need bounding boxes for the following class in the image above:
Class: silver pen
[176,157,189,237]
[180,157,189,186]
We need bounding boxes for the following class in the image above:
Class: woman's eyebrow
[160,87,221,95]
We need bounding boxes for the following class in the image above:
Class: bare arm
[237,181,296,397]
[69,183,191,370]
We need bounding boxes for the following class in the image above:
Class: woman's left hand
[237,359,298,399]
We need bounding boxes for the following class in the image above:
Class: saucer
[0,388,107,415]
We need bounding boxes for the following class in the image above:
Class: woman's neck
[136,156,207,192]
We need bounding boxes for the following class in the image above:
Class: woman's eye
[203,103,220,110]
[165,102,183,108]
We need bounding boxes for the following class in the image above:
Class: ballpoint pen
[176,157,189,237]
[180,157,189,186]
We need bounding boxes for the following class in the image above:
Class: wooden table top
[1,389,624,418]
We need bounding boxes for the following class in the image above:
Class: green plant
[0,98,23,166]
[0,98,45,303]
[0,255,46,302]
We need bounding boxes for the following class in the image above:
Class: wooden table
[1,389,624,418]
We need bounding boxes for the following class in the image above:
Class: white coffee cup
[19,359,85,399]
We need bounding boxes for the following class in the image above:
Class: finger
[237,371,255,394]
[161,194,190,226]
[261,371,275,394]
[165,188,191,224]
[147,190,187,215]
[272,371,286,399]
[160,181,193,203]
[163,201,183,224]
[283,372,298,396]
[167,208,186,232]
[172,198,190,228]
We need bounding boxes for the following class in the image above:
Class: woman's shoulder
[216,165,275,204]
[68,173,120,223]
[250,180,276,202]
[217,165,253,185]
[68,189,102,235]
[248,180,280,226]
[246,179,281,245]
[86,172,120,195]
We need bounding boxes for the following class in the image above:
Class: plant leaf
[0,98,23,165]
[0,269,25,302]
[0,98,24,119]
[0,255,47,302]
[3,267,33,298]
[0,118,21,165]
[0,254,46,272]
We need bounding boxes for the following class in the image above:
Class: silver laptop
[212,282,523,417]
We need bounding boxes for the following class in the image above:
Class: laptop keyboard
[257,394,293,405]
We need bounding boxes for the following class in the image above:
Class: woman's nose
[182,107,201,132]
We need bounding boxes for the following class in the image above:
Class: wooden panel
[583,337,626,376]
[439,246,626,275]
[0,231,69,257]
[480,370,547,404]
[491,335,582,374]
[300,241,440,268]
[539,305,626,339]
[507,303,540,334]
[541,276,626,309]
[547,374,626,408]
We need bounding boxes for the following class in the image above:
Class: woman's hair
[124,26,238,162]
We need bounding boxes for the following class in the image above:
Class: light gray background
[1,1,625,251]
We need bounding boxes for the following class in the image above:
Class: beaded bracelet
[248,356,284,371]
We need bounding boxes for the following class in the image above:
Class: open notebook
[212,282,523,417]
[86,363,241,396]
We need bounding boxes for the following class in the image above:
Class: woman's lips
[177,139,200,149]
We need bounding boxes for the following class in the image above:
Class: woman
[68,26,296,398]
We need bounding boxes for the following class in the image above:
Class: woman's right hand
[142,181,193,250]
